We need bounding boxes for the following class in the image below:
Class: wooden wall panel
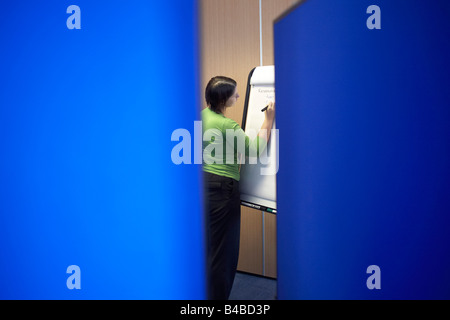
[264,212,277,278]
[200,0,260,125]
[237,206,263,275]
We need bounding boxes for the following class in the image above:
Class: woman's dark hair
[205,76,237,113]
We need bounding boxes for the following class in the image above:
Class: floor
[229,272,277,300]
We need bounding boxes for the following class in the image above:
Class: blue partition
[275,0,450,299]
[0,1,204,299]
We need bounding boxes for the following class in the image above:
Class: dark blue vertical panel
[0,1,204,299]
[275,0,450,299]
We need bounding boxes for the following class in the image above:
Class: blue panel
[275,0,450,299]
[0,1,204,299]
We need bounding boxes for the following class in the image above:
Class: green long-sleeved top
[201,107,267,181]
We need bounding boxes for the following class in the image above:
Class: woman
[202,76,275,299]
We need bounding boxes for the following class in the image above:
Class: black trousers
[203,171,241,300]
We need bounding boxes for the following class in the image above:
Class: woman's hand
[258,101,275,142]
[265,101,275,121]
